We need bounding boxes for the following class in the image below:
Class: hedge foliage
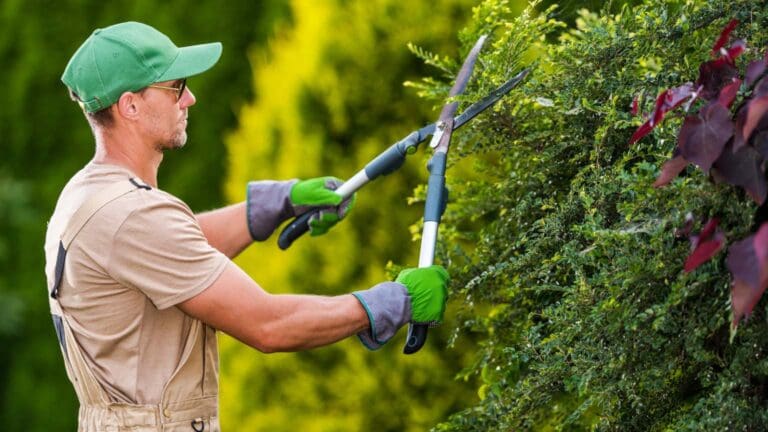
[420,0,768,429]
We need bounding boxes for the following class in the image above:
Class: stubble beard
[156,130,187,152]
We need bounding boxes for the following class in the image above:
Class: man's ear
[116,91,141,120]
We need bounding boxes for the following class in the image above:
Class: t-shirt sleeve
[107,192,229,310]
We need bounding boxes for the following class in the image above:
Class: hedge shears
[278,35,529,354]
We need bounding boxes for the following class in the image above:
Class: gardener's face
[140,79,196,151]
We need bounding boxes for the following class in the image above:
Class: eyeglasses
[148,78,187,101]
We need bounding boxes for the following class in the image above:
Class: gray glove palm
[246,176,355,241]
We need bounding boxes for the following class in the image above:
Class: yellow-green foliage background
[220,0,509,430]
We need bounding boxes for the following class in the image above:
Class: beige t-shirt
[44,162,229,404]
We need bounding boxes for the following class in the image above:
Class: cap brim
[157,42,222,81]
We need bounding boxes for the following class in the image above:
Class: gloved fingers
[396,265,449,324]
[290,177,344,207]
[338,193,356,219]
[307,210,340,236]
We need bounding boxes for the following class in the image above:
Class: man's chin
[158,134,187,152]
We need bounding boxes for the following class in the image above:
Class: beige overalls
[49,180,220,432]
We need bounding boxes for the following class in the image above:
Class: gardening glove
[352,265,449,350]
[246,177,355,241]
[289,176,356,236]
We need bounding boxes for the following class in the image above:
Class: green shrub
[421,0,768,429]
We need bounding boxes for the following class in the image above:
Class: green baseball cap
[62,21,222,113]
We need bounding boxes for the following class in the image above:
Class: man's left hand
[290,177,356,236]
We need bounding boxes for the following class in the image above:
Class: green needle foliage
[415,0,768,430]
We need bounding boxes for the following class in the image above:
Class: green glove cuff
[395,265,449,324]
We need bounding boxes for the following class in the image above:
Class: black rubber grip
[403,323,428,354]
[277,211,316,250]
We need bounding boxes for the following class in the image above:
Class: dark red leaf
[653,155,688,187]
[629,84,697,145]
[712,142,767,204]
[743,94,768,142]
[712,19,739,56]
[651,90,667,125]
[678,103,734,171]
[726,40,746,62]
[661,83,696,118]
[727,223,768,326]
[700,217,720,240]
[684,218,725,272]
[631,96,639,116]
[717,78,741,108]
[629,119,654,145]
[697,57,739,100]
[745,59,767,88]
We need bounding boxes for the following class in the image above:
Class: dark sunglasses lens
[177,79,187,100]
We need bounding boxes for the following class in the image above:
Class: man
[45,21,449,431]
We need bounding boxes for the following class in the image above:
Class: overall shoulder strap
[50,177,151,299]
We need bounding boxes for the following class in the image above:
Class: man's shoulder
[47,163,194,249]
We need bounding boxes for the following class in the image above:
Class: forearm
[196,202,252,258]
[179,263,370,353]
[243,294,369,352]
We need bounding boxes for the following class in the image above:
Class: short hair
[69,89,114,128]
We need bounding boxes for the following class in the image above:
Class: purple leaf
[653,155,688,187]
[753,131,768,159]
[684,218,725,272]
[745,58,767,88]
[733,104,749,152]
[712,142,767,204]
[712,19,739,56]
[678,103,734,171]
[743,94,768,142]
[717,78,741,108]
[697,57,739,101]
[727,223,768,326]
[631,96,639,116]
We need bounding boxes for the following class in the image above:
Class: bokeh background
[0,0,525,430]
[14,0,764,431]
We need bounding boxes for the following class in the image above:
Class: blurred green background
[0,0,616,430]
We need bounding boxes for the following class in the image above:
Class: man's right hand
[351,265,449,350]
[396,265,449,325]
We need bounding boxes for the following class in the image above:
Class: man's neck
[93,131,163,188]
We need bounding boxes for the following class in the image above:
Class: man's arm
[196,202,251,259]
[178,261,369,352]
